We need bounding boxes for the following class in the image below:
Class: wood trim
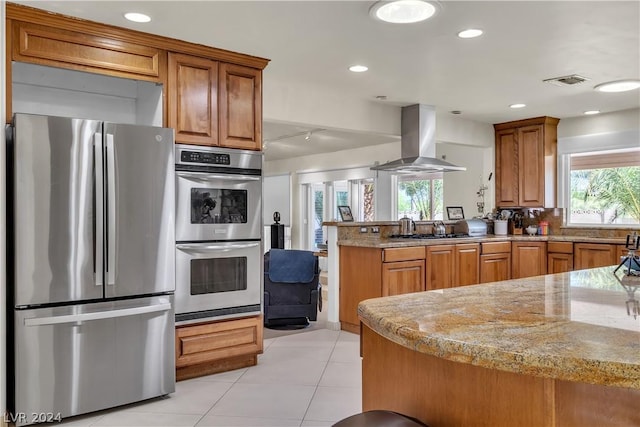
[571,150,640,169]
[493,116,560,131]
[6,3,270,70]
[176,354,257,381]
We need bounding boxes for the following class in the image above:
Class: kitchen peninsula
[358,266,640,427]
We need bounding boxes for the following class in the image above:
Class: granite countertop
[358,266,640,389]
[339,234,627,248]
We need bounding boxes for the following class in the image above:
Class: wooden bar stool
[332,410,429,427]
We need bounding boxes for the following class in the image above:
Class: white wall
[558,108,640,138]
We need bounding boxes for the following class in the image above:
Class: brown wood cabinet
[494,117,560,208]
[219,63,262,150]
[175,315,263,381]
[547,241,574,274]
[339,246,383,334]
[426,245,455,290]
[574,243,617,270]
[168,53,219,146]
[480,241,512,283]
[11,20,164,82]
[512,241,547,279]
[454,243,480,286]
[382,260,425,296]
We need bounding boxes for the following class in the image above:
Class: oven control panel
[181,150,231,165]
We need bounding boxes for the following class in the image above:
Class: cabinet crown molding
[493,116,560,131]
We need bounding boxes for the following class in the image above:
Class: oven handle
[176,171,260,183]
[176,242,260,255]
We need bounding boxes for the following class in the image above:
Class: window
[568,148,640,225]
[311,184,325,248]
[397,173,443,220]
[333,180,349,220]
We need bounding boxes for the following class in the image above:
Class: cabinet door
[495,128,519,207]
[168,52,219,146]
[574,243,616,270]
[518,125,545,207]
[512,242,547,279]
[13,21,162,81]
[548,252,573,274]
[426,245,455,290]
[219,63,262,150]
[382,260,425,296]
[455,243,480,286]
[480,253,511,283]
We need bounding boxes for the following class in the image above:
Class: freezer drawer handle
[24,302,172,326]
[177,171,260,182]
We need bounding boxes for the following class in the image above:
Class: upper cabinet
[494,116,560,208]
[6,3,269,151]
[219,63,262,150]
[168,53,219,146]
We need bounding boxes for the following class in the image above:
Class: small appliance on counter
[453,219,487,237]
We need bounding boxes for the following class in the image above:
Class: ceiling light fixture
[509,103,526,109]
[457,29,483,39]
[369,0,437,24]
[584,110,601,115]
[305,131,312,141]
[124,12,151,23]
[594,79,640,93]
[349,65,368,73]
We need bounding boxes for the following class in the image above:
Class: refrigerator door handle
[24,302,172,326]
[105,133,116,286]
[94,133,104,288]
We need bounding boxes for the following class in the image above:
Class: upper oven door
[176,171,262,241]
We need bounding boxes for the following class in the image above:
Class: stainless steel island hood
[371,104,466,173]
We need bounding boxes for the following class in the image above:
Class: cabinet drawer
[383,246,425,262]
[175,316,263,368]
[13,21,162,80]
[481,241,511,254]
[548,241,573,254]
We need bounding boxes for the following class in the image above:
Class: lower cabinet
[455,243,480,286]
[175,315,263,381]
[426,245,455,290]
[547,241,574,274]
[382,260,425,296]
[512,241,547,279]
[574,243,617,270]
[480,242,512,283]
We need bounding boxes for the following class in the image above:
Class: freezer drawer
[13,296,175,425]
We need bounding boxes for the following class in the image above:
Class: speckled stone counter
[358,267,640,426]
[358,266,640,389]
[339,234,627,248]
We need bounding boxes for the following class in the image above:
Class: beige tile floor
[48,328,362,427]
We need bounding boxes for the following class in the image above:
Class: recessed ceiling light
[594,79,640,92]
[124,12,151,23]
[369,0,437,24]
[457,29,483,39]
[584,110,601,115]
[349,65,368,73]
[509,103,526,109]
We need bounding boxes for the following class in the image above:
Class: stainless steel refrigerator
[7,113,176,425]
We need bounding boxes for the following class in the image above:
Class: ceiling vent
[543,74,589,86]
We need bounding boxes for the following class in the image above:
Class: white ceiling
[13,1,640,161]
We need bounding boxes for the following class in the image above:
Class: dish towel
[268,249,316,283]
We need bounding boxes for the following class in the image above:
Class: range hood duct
[371,104,466,173]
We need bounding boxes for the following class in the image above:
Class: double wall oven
[174,144,262,323]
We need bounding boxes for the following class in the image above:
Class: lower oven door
[175,241,262,322]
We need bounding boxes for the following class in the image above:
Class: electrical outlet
[360,227,368,233]
[371,226,380,233]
